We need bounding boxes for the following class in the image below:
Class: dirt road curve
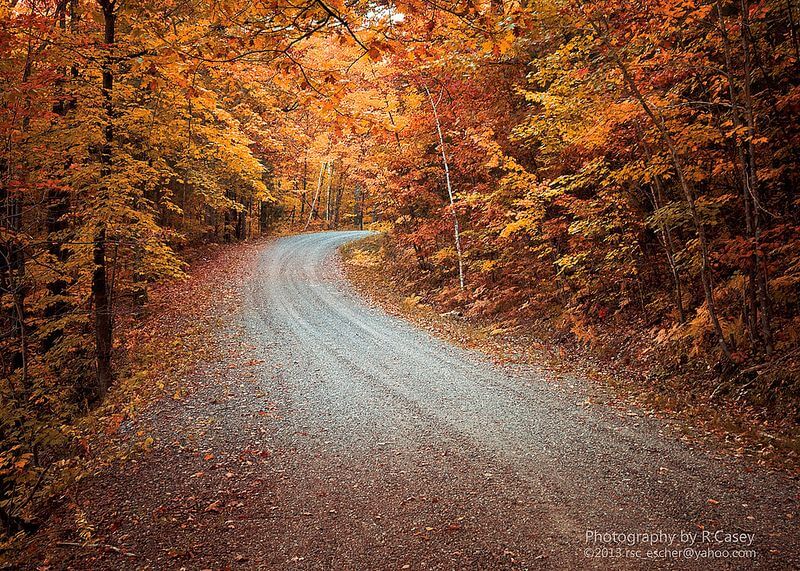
[47,231,799,570]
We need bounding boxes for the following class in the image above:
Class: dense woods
[379,0,800,402]
[1,0,798,547]
[378,1,800,382]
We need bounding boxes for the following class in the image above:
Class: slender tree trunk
[44,0,77,352]
[304,162,325,231]
[93,0,116,399]
[92,227,112,398]
[356,186,366,230]
[333,173,344,229]
[714,0,762,351]
[424,85,465,291]
[739,0,774,354]
[652,175,686,323]
[325,161,333,228]
[300,156,307,219]
[353,186,361,229]
[636,126,686,322]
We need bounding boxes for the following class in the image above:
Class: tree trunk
[92,227,112,399]
[424,85,465,291]
[300,155,307,219]
[714,0,761,351]
[93,0,116,400]
[45,1,73,349]
[636,126,686,323]
[304,162,326,231]
[325,161,333,228]
[333,174,344,229]
[652,175,686,323]
[739,0,774,354]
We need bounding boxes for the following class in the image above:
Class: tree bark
[300,155,307,219]
[93,0,116,399]
[739,0,774,354]
[424,85,465,291]
[325,161,333,228]
[652,175,686,323]
[636,126,686,323]
[714,0,761,351]
[333,172,344,229]
[304,161,326,231]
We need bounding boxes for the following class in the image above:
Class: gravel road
[233,231,797,569]
[45,230,797,570]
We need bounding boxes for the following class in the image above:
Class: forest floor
[14,231,800,570]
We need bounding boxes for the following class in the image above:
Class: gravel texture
[30,231,799,570]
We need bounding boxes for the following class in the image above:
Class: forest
[1,0,799,561]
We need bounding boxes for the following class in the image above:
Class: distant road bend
[235,231,798,569]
